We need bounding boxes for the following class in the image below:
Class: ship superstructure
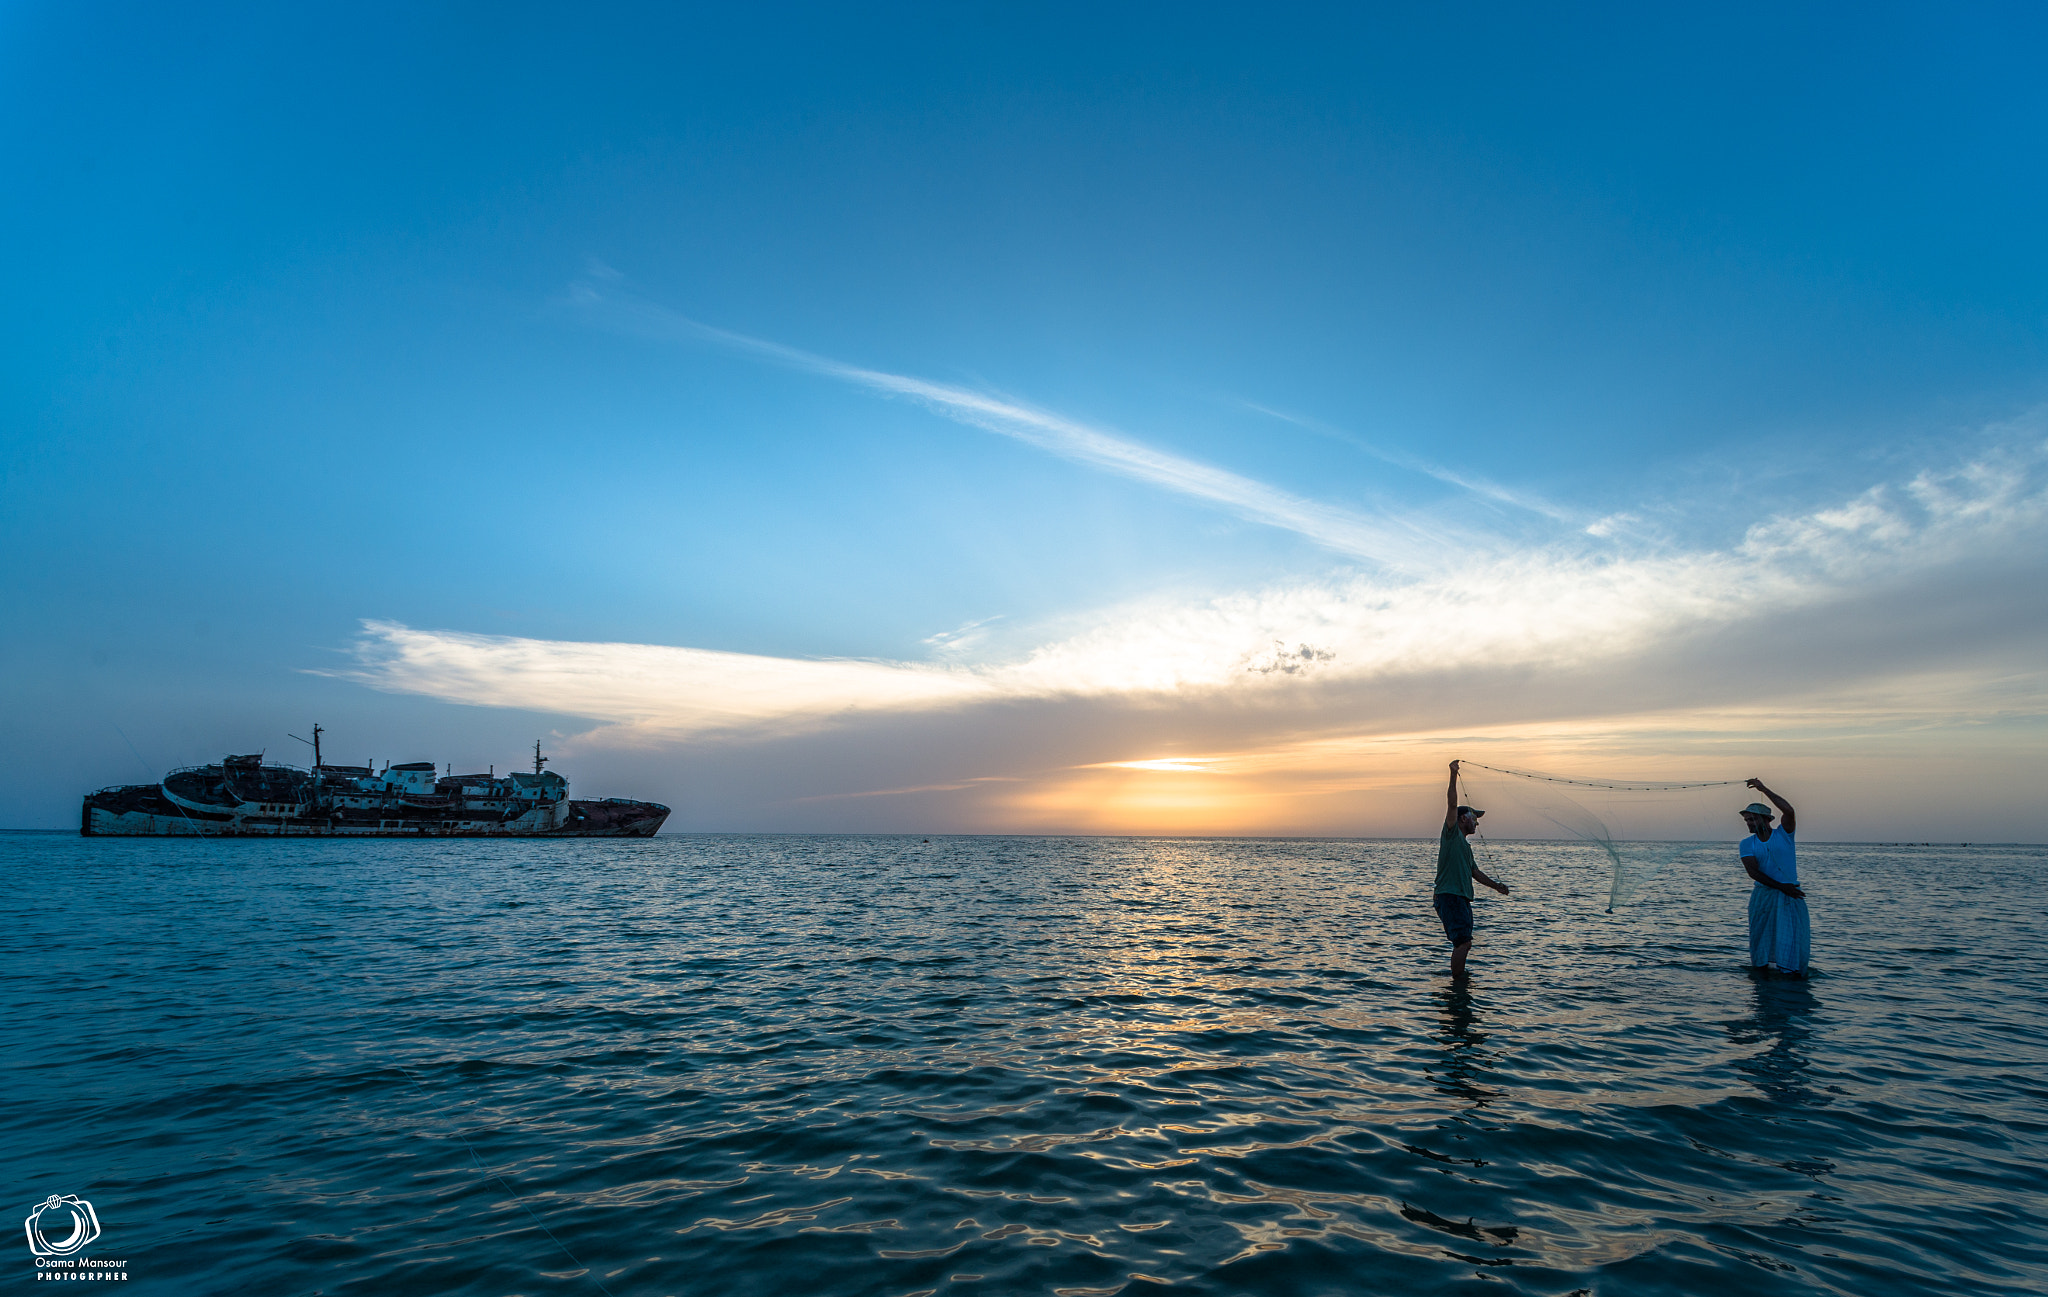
[82,734,668,837]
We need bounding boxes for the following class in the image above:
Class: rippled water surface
[4,833,2046,1296]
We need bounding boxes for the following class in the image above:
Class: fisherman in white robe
[1739,779,1809,976]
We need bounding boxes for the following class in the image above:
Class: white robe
[1741,829,1810,973]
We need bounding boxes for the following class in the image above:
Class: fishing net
[1455,761,1747,911]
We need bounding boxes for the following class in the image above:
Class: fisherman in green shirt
[1434,760,1511,976]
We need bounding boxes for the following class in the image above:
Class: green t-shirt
[1434,824,1475,898]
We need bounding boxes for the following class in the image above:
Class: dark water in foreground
[3,834,2045,1296]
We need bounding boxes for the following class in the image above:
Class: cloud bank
[332,435,2048,758]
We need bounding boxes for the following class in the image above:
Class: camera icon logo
[24,1194,101,1257]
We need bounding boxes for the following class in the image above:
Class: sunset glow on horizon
[3,6,2043,839]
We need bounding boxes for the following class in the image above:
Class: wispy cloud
[331,620,991,737]
[794,776,1018,802]
[1235,400,1581,525]
[1086,757,1223,773]
[923,615,1005,654]
[569,281,1441,569]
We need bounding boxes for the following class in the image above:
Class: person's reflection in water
[1727,973,1823,1105]
[1428,983,1500,1106]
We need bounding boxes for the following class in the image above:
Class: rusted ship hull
[81,794,668,837]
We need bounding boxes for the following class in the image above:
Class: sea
[3,832,2044,1296]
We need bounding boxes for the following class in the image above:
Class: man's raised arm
[1445,760,1461,830]
[1747,777,1796,834]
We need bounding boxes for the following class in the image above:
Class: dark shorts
[1433,892,1474,945]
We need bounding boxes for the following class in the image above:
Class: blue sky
[4,2,2045,835]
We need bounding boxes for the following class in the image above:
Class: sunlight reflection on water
[2,833,2045,1296]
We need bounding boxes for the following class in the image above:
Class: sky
[3,2,2045,838]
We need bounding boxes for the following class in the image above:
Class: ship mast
[534,740,548,776]
[288,723,324,770]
